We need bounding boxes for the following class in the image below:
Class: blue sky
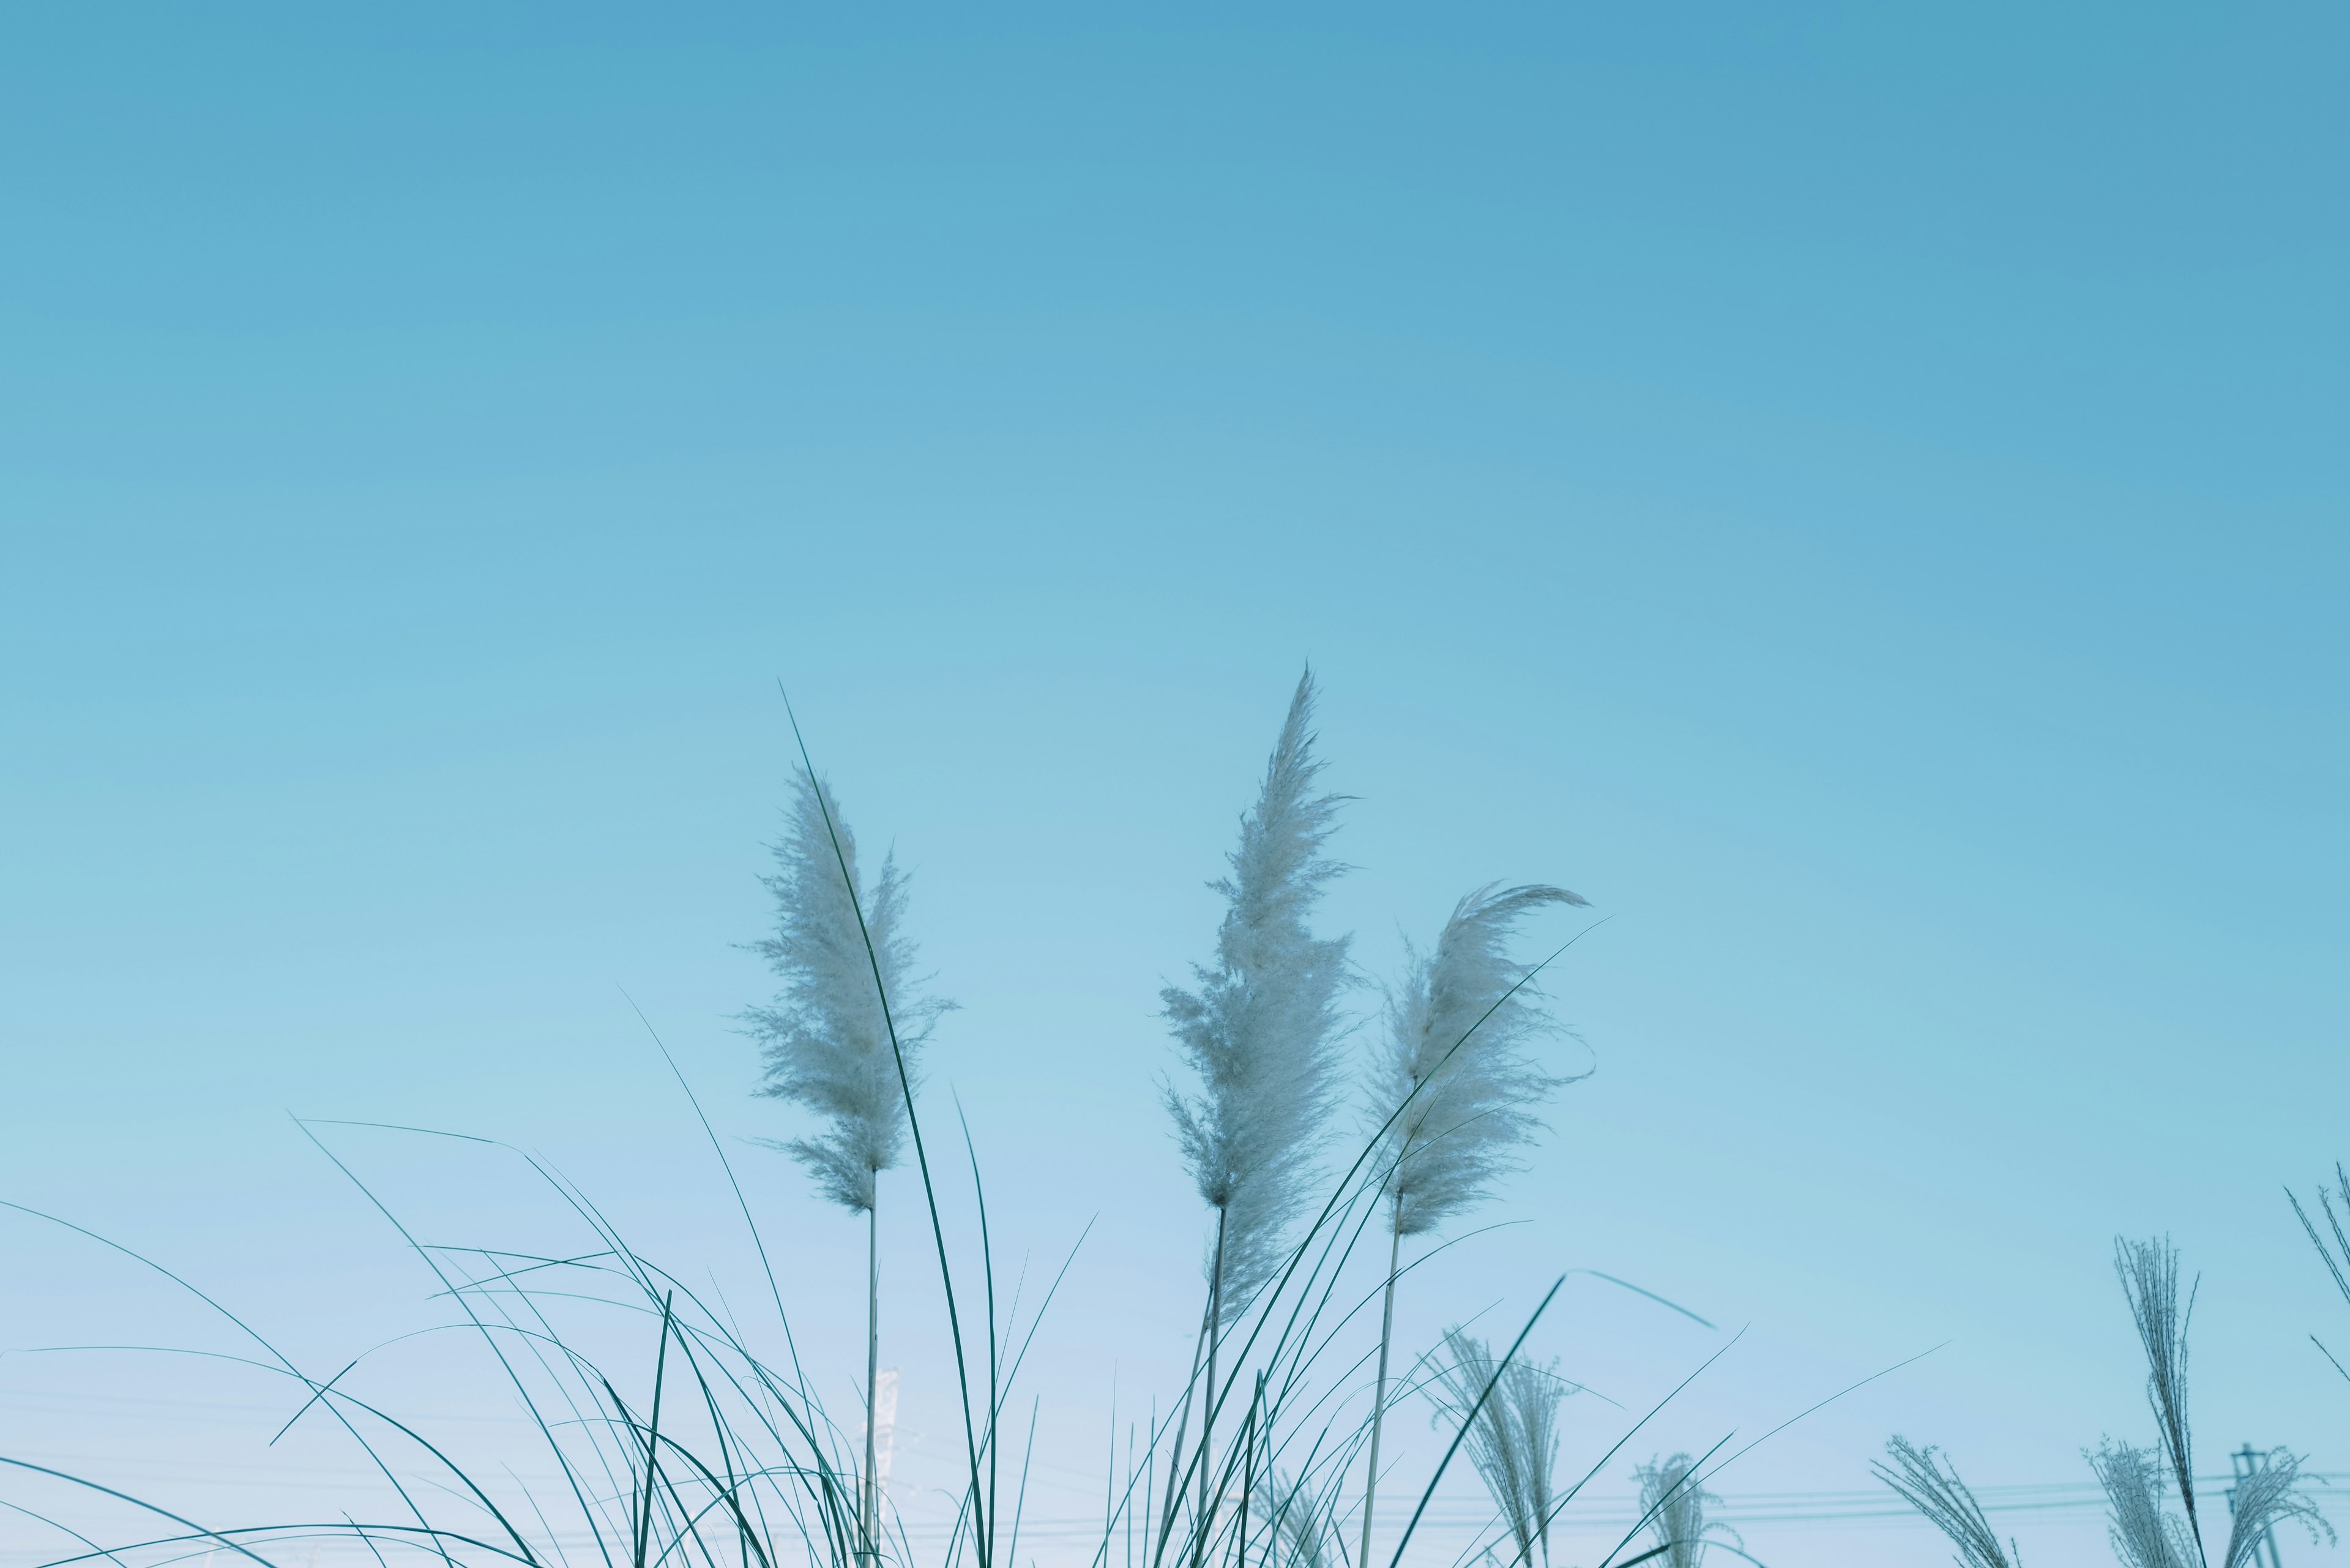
[4,7,2346,1568]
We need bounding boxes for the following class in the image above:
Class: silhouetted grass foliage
[1881,1235,2333,1568]
[2,680,1924,1568]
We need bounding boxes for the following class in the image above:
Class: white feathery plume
[1360,882,1584,1568]
[745,772,951,1212]
[1162,669,1350,1321]
[1635,1453,1739,1568]
[1875,1438,2021,1568]
[1427,1327,1567,1568]
[2091,1441,2198,1568]
[1376,883,1587,1238]
[1158,669,1350,1566]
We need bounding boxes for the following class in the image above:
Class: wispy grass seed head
[1251,1467,1344,1568]
[2090,1439,2198,1568]
[2220,1449,2333,1568]
[1635,1452,1736,1568]
[1378,883,1586,1238]
[1874,1436,2021,1568]
[1428,1326,1567,1568]
[745,772,952,1213]
[2114,1236,2201,1545]
[1163,669,1351,1320]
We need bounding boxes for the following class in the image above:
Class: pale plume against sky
[3,9,2346,1568]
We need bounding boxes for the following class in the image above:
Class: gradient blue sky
[4,7,2346,1567]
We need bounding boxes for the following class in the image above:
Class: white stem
[1193,1208,1229,1568]
[1358,1217,1403,1568]
[864,1187,881,1567]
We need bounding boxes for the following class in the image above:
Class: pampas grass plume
[1161,668,1351,1322]
[745,772,951,1212]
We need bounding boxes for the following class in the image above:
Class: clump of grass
[1883,1238,2331,1568]
[7,673,1780,1568]
[2104,1236,2329,1568]
[5,1132,894,1568]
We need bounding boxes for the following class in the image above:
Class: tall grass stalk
[1358,884,1584,1568]
[2113,1238,2203,1568]
[744,769,952,1566]
[1160,671,1350,1567]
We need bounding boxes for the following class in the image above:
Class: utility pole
[2227,1445,2286,1568]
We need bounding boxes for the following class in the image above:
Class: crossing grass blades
[3,683,1854,1568]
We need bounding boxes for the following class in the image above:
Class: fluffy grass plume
[1874,1437,2021,1568]
[745,771,951,1212]
[1635,1452,1737,1568]
[1360,881,1584,1566]
[1376,882,1586,1238]
[1427,1327,1567,1568]
[1158,671,1351,1564]
[1162,668,1351,1323]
